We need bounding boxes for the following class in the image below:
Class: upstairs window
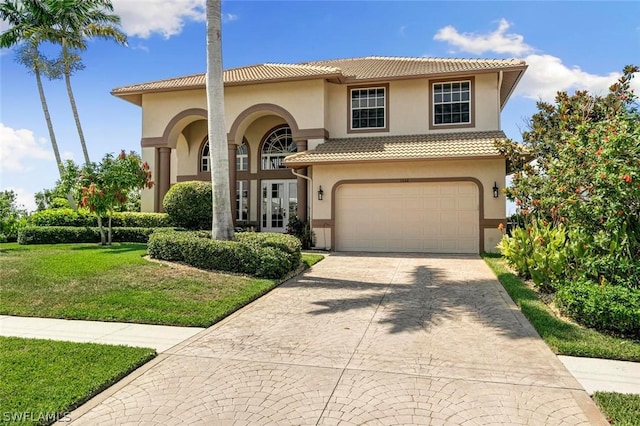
[261,126,297,170]
[432,80,471,126]
[350,86,387,131]
[236,140,248,171]
[200,140,210,172]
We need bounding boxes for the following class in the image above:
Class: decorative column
[157,147,171,212]
[228,143,237,223]
[295,140,308,221]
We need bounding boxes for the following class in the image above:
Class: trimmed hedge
[147,231,301,279]
[29,209,171,228]
[162,181,212,229]
[29,208,93,227]
[556,279,640,339]
[18,226,163,245]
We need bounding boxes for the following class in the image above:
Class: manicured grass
[302,253,325,268]
[483,254,640,362]
[0,243,321,327]
[0,336,155,426]
[593,392,640,425]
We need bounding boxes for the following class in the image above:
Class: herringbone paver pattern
[67,254,606,425]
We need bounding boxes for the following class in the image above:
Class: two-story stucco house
[111,56,527,253]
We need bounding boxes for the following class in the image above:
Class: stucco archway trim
[141,108,207,148]
[227,103,300,146]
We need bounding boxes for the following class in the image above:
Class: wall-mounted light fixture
[492,182,499,198]
[317,186,324,201]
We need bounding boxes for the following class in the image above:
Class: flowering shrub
[496,65,640,336]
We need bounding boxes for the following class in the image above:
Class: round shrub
[162,181,212,229]
[147,230,301,278]
[555,278,640,338]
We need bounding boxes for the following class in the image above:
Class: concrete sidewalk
[0,315,204,353]
[559,355,640,395]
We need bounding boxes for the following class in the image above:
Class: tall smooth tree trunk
[206,0,234,240]
[35,64,63,175]
[34,59,75,209]
[63,44,90,164]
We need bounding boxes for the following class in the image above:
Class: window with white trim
[433,81,471,125]
[236,180,248,221]
[236,141,248,171]
[200,140,210,172]
[350,87,386,130]
[261,127,297,170]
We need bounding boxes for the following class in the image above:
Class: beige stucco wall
[310,158,506,251]
[325,74,499,138]
[141,79,325,141]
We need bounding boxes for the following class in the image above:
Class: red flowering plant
[71,151,153,245]
[495,65,640,291]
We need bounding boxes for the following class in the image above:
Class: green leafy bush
[29,209,170,228]
[18,226,162,245]
[556,278,640,338]
[148,231,301,278]
[498,221,568,292]
[162,181,212,229]
[30,208,96,227]
[286,216,314,249]
[111,212,171,228]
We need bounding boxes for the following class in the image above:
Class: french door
[261,180,297,233]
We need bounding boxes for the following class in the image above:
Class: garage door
[335,181,479,253]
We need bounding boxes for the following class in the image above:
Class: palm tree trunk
[63,43,90,164]
[206,0,234,241]
[34,61,75,209]
[35,64,63,175]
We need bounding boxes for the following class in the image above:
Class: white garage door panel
[335,182,479,253]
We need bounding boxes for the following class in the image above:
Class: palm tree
[206,0,234,240]
[46,0,126,164]
[0,0,65,177]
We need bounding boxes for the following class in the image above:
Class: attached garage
[334,181,479,253]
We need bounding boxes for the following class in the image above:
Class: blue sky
[1,0,639,211]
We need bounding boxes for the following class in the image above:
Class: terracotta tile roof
[303,56,525,80]
[111,64,342,94]
[111,56,525,95]
[284,131,507,166]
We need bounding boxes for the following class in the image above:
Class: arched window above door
[261,126,296,170]
[236,140,248,171]
[200,140,210,172]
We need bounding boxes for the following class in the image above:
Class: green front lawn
[593,392,640,425]
[0,243,322,327]
[483,254,640,362]
[0,336,155,426]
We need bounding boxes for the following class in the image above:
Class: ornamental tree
[72,151,153,245]
[496,65,639,288]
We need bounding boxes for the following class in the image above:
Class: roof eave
[284,154,505,168]
[110,91,143,106]
[500,65,528,110]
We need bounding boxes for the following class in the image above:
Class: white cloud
[433,20,640,102]
[434,19,533,56]
[223,13,238,23]
[3,187,37,213]
[112,0,206,39]
[0,123,53,172]
[515,54,627,101]
[61,151,75,161]
[0,18,9,33]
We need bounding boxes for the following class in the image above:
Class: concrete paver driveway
[68,254,606,425]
